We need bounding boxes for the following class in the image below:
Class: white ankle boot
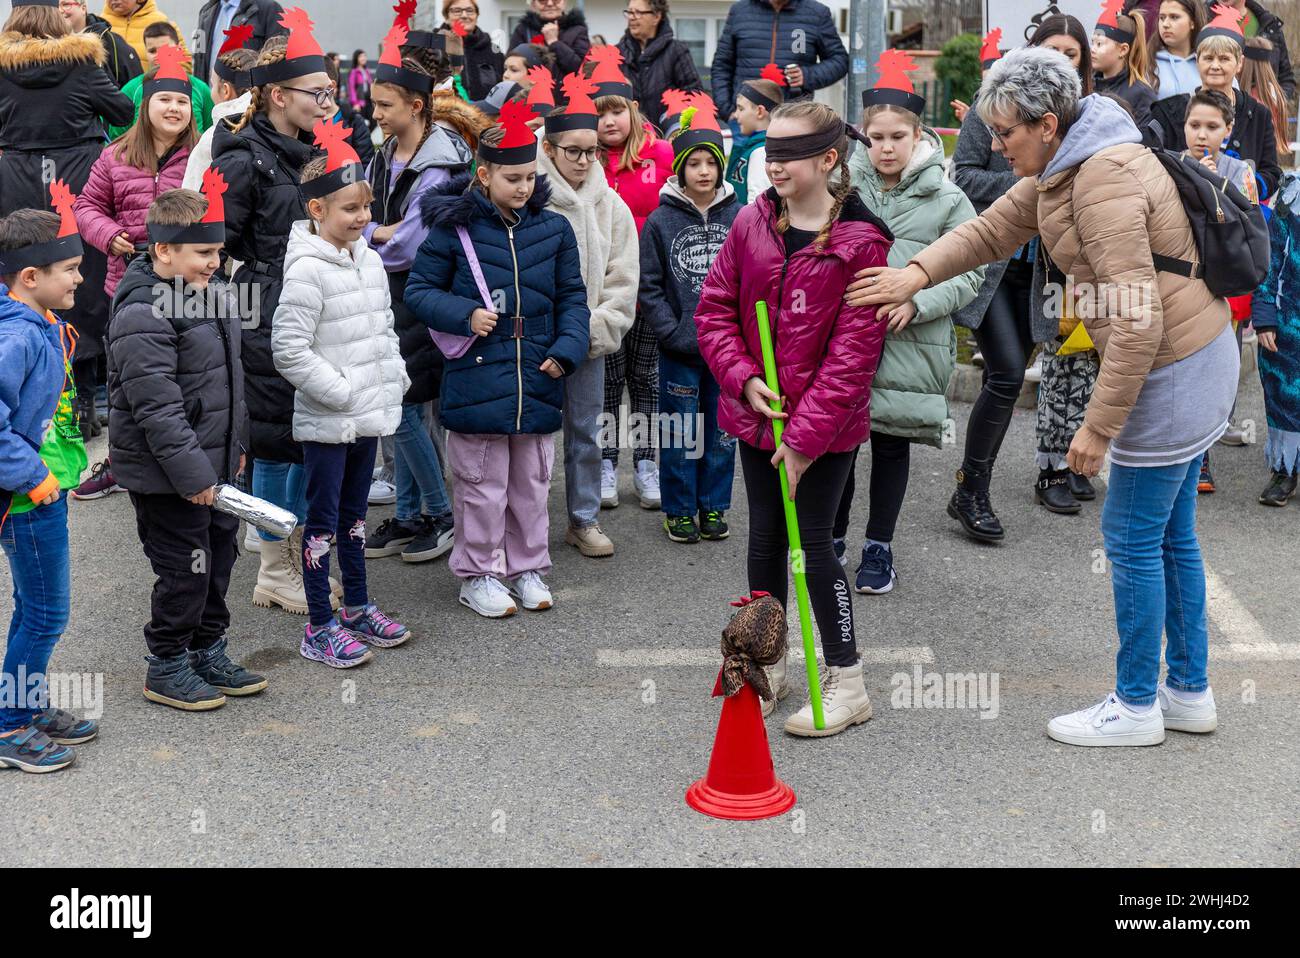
[783,659,873,737]
[761,653,790,718]
[252,537,309,615]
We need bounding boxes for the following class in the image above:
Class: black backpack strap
[1152,252,1205,279]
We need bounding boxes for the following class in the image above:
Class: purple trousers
[447,431,554,579]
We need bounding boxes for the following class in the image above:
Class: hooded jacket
[97,0,187,68]
[406,175,591,436]
[1154,50,1200,102]
[1095,68,1156,127]
[604,124,675,233]
[183,91,250,190]
[271,221,407,444]
[640,177,739,365]
[190,0,286,83]
[695,188,892,460]
[616,20,702,131]
[540,149,639,360]
[85,12,142,89]
[106,256,248,498]
[911,93,1231,441]
[455,25,505,102]
[508,10,590,80]
[74,140,191,298]
[849,129,982,447]
[211,110,315,462]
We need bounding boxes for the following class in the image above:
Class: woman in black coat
[616,0,701,129]
[442,0,504,101]
[0,7,134,431]
[507,0,589,81]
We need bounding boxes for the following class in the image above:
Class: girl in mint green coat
[833,104,983,594]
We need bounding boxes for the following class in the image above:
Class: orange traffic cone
[686,670,796,820]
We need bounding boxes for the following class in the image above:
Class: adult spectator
[616,0,701,129]
[443,0,503,101]
[60,0,141,88]
[98,0,186,67]
[1206,0,1294,99]
[711,0,848,120]
[508,0,590,80]
[190,0,286,87]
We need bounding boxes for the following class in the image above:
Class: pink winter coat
[73,141,191,298]
[696,189,893,461]
[603,124,673,234]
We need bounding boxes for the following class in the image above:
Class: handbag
[428,225,491,360]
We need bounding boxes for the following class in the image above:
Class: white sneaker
[368,478,397,505]
[1217,423,1248,446]
[1047,693,1165,747]
[1157,682,1218,733]
[600,459,618,509]
[243,523,260,552]
[507,570,553,610]
[761,653,790,719]
[784,659,873,737]
[1023,353,1043,384]
[634,460,660,509]
[459,575,517,618]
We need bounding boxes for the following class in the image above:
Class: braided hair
[230,34,288,133]
[373,57,438,159]
[769,101,853,251]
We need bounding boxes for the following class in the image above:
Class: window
[674,17,707,79]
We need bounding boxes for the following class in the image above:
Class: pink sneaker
[71,459,122,500]
[338,604,411,648]
[299,622,373,668]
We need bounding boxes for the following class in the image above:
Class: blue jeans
[657,354,736,517]
[394,403,450,522]
[0,496,70,732]
[253,458,307,542]
[1102,457,1209,707]
[563,355,604,528]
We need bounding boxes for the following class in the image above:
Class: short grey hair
[976,46,1081,132]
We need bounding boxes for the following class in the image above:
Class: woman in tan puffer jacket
[851,46,1237,750]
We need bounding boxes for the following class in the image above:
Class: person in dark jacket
[507,0,590,82]
[443,0,504,101]
[710,0,848,119]
[0,8,135,434]
[61,0,142,88]
[189,0,286,87]
[107,189,265,712]
[1093,4,1156,126]
[616,1,701,132]
[1204,0,1294,99]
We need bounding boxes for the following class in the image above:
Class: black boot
[947,464,1005,542]
[1259,470,1297,507]
[143,653,226,711]
[1067,470,1096,500]
[190,638,268,696]
[75,393,95,443]
[1035,469,1082,514]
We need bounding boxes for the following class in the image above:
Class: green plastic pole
[754,300,825,731]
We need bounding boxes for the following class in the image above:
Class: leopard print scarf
[720,592,788,699]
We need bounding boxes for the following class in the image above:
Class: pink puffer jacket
[696,189,893,460]
[74,142,191,298]
[603,124,673,234]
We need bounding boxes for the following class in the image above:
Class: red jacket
[74,141,191,298]
[603,124,673,234]
[696,189,892,460]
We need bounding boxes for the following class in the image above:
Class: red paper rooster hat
[861,48,924,116]
[739,66,787,113]
[526,64,556,117]
[1200,3,1246,47]
[213,24,256,88]
[585,46,633,100]
[251,7,328,85]
[0,179,83,274]
[671,92,725,174]
[478,101,539,166]
[374,1,434,94]
[1095,0,1135,43]
[143,43,193,99]
[659,88,692,130]
[545,72,600,135]
[301,119,367,199]
[980,28,1003,69]
[147,168,228,245]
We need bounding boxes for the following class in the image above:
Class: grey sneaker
[31,707,98,744]
[143,653,227,711]
[0,725,75,773]
[190,637,268,696]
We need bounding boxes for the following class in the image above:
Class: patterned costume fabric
[1253,174,1300,473]
[1036,338,1100,470]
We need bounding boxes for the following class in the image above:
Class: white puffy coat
[272,220,409,443]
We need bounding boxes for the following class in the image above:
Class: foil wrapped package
[213,484,297,538]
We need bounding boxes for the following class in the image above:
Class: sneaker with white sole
[1046,693,1165,747]
[508,570,553,610]
[761,653,790,719]
[634,460,661,509]
[459,575,517,618]
[784,659,873,737]
[70,458,122,500]
[566,523,614,557]
[600,459,618,508]
[1157,682,1217,733]
[1217,423,1248,447]
[368,478,397,505]
[1023,353,1043,384]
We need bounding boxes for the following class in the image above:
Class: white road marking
[1204,564,1300,660]
[596,646,935,667]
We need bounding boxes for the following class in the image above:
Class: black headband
[301,162,369,199]
[478,140,537,166]
[251,54,329,87]
[146,221,225,245]
[1096,22,1136,44]
[861,86,925,116]
[213,59,253,89]
[1245,45,1274,62]
[1199,27,1245,49]
[374,61,434,93]
[544,110,597,134]
[143,76,192,98]
[593,79,634,100]
[765,122,866,162]
[0,234,83,273]
[738,82,778,112]
[508,44,543,69]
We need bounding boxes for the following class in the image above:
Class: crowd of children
[1,0,1298,771]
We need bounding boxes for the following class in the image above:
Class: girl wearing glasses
[441,0,503,102]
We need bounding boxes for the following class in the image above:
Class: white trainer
[784,659,872,737]
[508,571,553,611]
[1157,682,1218,733]
[368,478,397,505]
[761,653,790,719]
[459,575,517,618]
[634,459,661,509]
[600,459,618,508]
[1047,693,1165,747]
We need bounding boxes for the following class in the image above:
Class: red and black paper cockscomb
[144,43,193,98]
[861,48,924,116]
[586,45,632,100]
[451,20,469,39]
[759,63,787,87]
[0,179,84,275]
[479,100,540,166]
[374,6,433,94]
[545,71,599,135]
[218,23,255,57]
[526,64,556,116]
[147,167,228,245]
[980,28,1002,68]
[251,7,328,86]
[671,91,725,175]
[1095,0,1135,44]
[1200,2,1245,46]
[214,24,256,88]
[301,118,367,200]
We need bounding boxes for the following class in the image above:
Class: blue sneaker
[32,707,98,744]
[338,604,411,649]
[832,538,847,566]
[0,725,75,773]
[855,543,897,594]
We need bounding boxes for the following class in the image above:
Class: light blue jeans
[1101,456,1208,707]
[252,459,307,542]
[394,402,451,522]
[563,356,604,528]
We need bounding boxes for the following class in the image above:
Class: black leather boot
[947,464,1005,542]
[1035,469,1082,514]
[1067,470,1096,500]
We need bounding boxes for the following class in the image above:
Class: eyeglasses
[282,85,337,107]
[559,146,599,163]
[624,9,654,18]
[985,121,1026,145]
[535,0,564,6]
[447,5,477,15]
